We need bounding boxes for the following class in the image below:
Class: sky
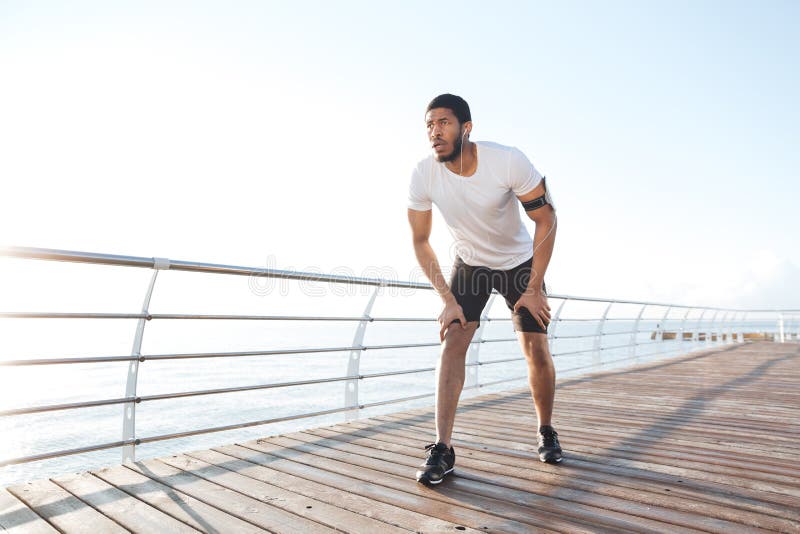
[1,0,799,310]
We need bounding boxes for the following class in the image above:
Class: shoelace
[424,443,452,457]
[540,430,559,448]
[423,443,450,466]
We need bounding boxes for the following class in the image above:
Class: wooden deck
[2,341,799,533]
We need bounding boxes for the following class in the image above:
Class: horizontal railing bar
[370,317,436,322]
[552,333,598,340]
[600,342,646,351]
[355,391,436,409]
[601,330,642,336]
[0,312,550,323]
[1,246,429,290]
[0,346,427,366]
[3,311,777,329]
[140,344,421,360]
[0,312,147,320]
[139,378,364,403]
[554,346,605,358]
[3,336,535,366]
[476,356,525,366]
[362,342,439,351]
[1,355,140,366]
[558,317,642,322]
[556,317,788,323]
[0,311,524,324]
[476,374,528,387]
[145,343,425,364]
[0,313,461,323]
[8,246,798,312]
[153,314,368,321]
[0,397,135,417]
[0,439,135,468]
[355,367,436,379]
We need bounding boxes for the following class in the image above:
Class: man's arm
[514,180,557,328]
[517,179,557,292]
[407,208,468,340]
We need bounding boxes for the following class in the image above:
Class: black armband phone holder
[521,194,548,211]
[520,176,553,212]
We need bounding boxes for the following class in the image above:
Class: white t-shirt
[407,140,554,270]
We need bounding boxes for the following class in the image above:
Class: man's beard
[436,134,463,163]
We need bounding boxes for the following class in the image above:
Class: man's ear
[463,121,473,137]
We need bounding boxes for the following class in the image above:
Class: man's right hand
[438,297,468,342]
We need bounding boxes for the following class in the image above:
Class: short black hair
[426,93,471,125]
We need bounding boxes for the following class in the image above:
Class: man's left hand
[513,289,551,330]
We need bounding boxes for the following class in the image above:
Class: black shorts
[448,254,548,333]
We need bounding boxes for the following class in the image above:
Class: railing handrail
[2,244,798,473]
[4,245,798,312]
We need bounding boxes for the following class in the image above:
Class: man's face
[426,107,466,163]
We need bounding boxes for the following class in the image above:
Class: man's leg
[435,320,479,447]
[518,330,562,463]
[416,319,479,484]
[517,331,555,427]
[416,257,489,484]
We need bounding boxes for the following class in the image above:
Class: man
[407,94,561,485]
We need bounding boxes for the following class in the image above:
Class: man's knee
[519,332,552,366]
[441,321,479,356]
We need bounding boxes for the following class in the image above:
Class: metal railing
[1,245,798,468]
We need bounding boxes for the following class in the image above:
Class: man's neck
[444,140,477,177]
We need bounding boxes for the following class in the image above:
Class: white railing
[1,245,798,468]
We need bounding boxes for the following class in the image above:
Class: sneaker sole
[540,457,563,464]
[417,467,454,485]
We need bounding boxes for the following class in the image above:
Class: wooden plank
[186,447,484,534]
[345,415,800,522]
[477,394,800,438]
[374,412,800,499]
[51,472,197,533]
[126,458,335,533]
[0,489,58,534]
[309,421,798,532]
[281,428,760,534]
[218,442,567,534]
[156,452,408,533]
[422,409,800,482]
[376,412,800,517]
[91,465,264,534]
[245,435,694,533]
[6,479,126,533]
[375,410,800,504]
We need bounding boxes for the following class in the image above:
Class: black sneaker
[415,442,455,485]
[538,425,563,463]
